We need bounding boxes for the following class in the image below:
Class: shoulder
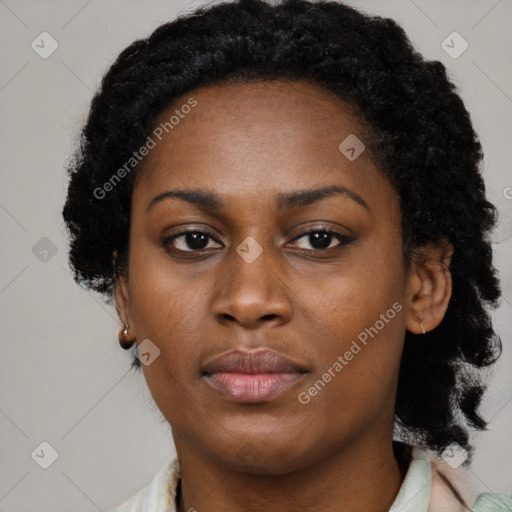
[427,450,512,512]
[471,492,512,511]
[109,456,180,512]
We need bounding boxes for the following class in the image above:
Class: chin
[208,438,321,476]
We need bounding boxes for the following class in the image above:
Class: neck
[174,433,407,512]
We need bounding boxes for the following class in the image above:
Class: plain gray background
[0,0,511,510]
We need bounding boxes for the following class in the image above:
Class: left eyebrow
[145,184,369,213]
[276,184,369,210]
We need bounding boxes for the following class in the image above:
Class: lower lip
[204,372,305,403]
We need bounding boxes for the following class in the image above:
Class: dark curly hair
[62,0,502,460]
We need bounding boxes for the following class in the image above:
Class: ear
[405,239,453,335]
[113,250,135,337]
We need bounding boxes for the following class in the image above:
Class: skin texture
[115,80,453,512]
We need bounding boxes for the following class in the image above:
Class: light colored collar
[389,446,431,512]
[110,456,180,512]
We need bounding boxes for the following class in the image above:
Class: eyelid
[286,222,352,238]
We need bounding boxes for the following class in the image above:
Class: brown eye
[164,230,222,252]
[290,228,354,251]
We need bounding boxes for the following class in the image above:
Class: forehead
[133,79,391,212]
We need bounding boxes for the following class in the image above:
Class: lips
[201,349,308,403]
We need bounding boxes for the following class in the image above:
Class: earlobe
[113,251,136,348]
[405,240,453,335]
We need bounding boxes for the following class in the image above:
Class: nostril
[220,313,236,322]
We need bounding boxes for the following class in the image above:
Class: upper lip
[201,349,308,375]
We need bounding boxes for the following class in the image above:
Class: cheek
[312,238,405,337]
[126,243,207,394]
[297,300,405,446]
[128,231,199,334]
[300,243,406,419]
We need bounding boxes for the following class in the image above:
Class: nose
[211,242,293,330]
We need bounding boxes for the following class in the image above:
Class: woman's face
[116,80,413,473]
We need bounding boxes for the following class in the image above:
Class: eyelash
[162,226,355,255]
